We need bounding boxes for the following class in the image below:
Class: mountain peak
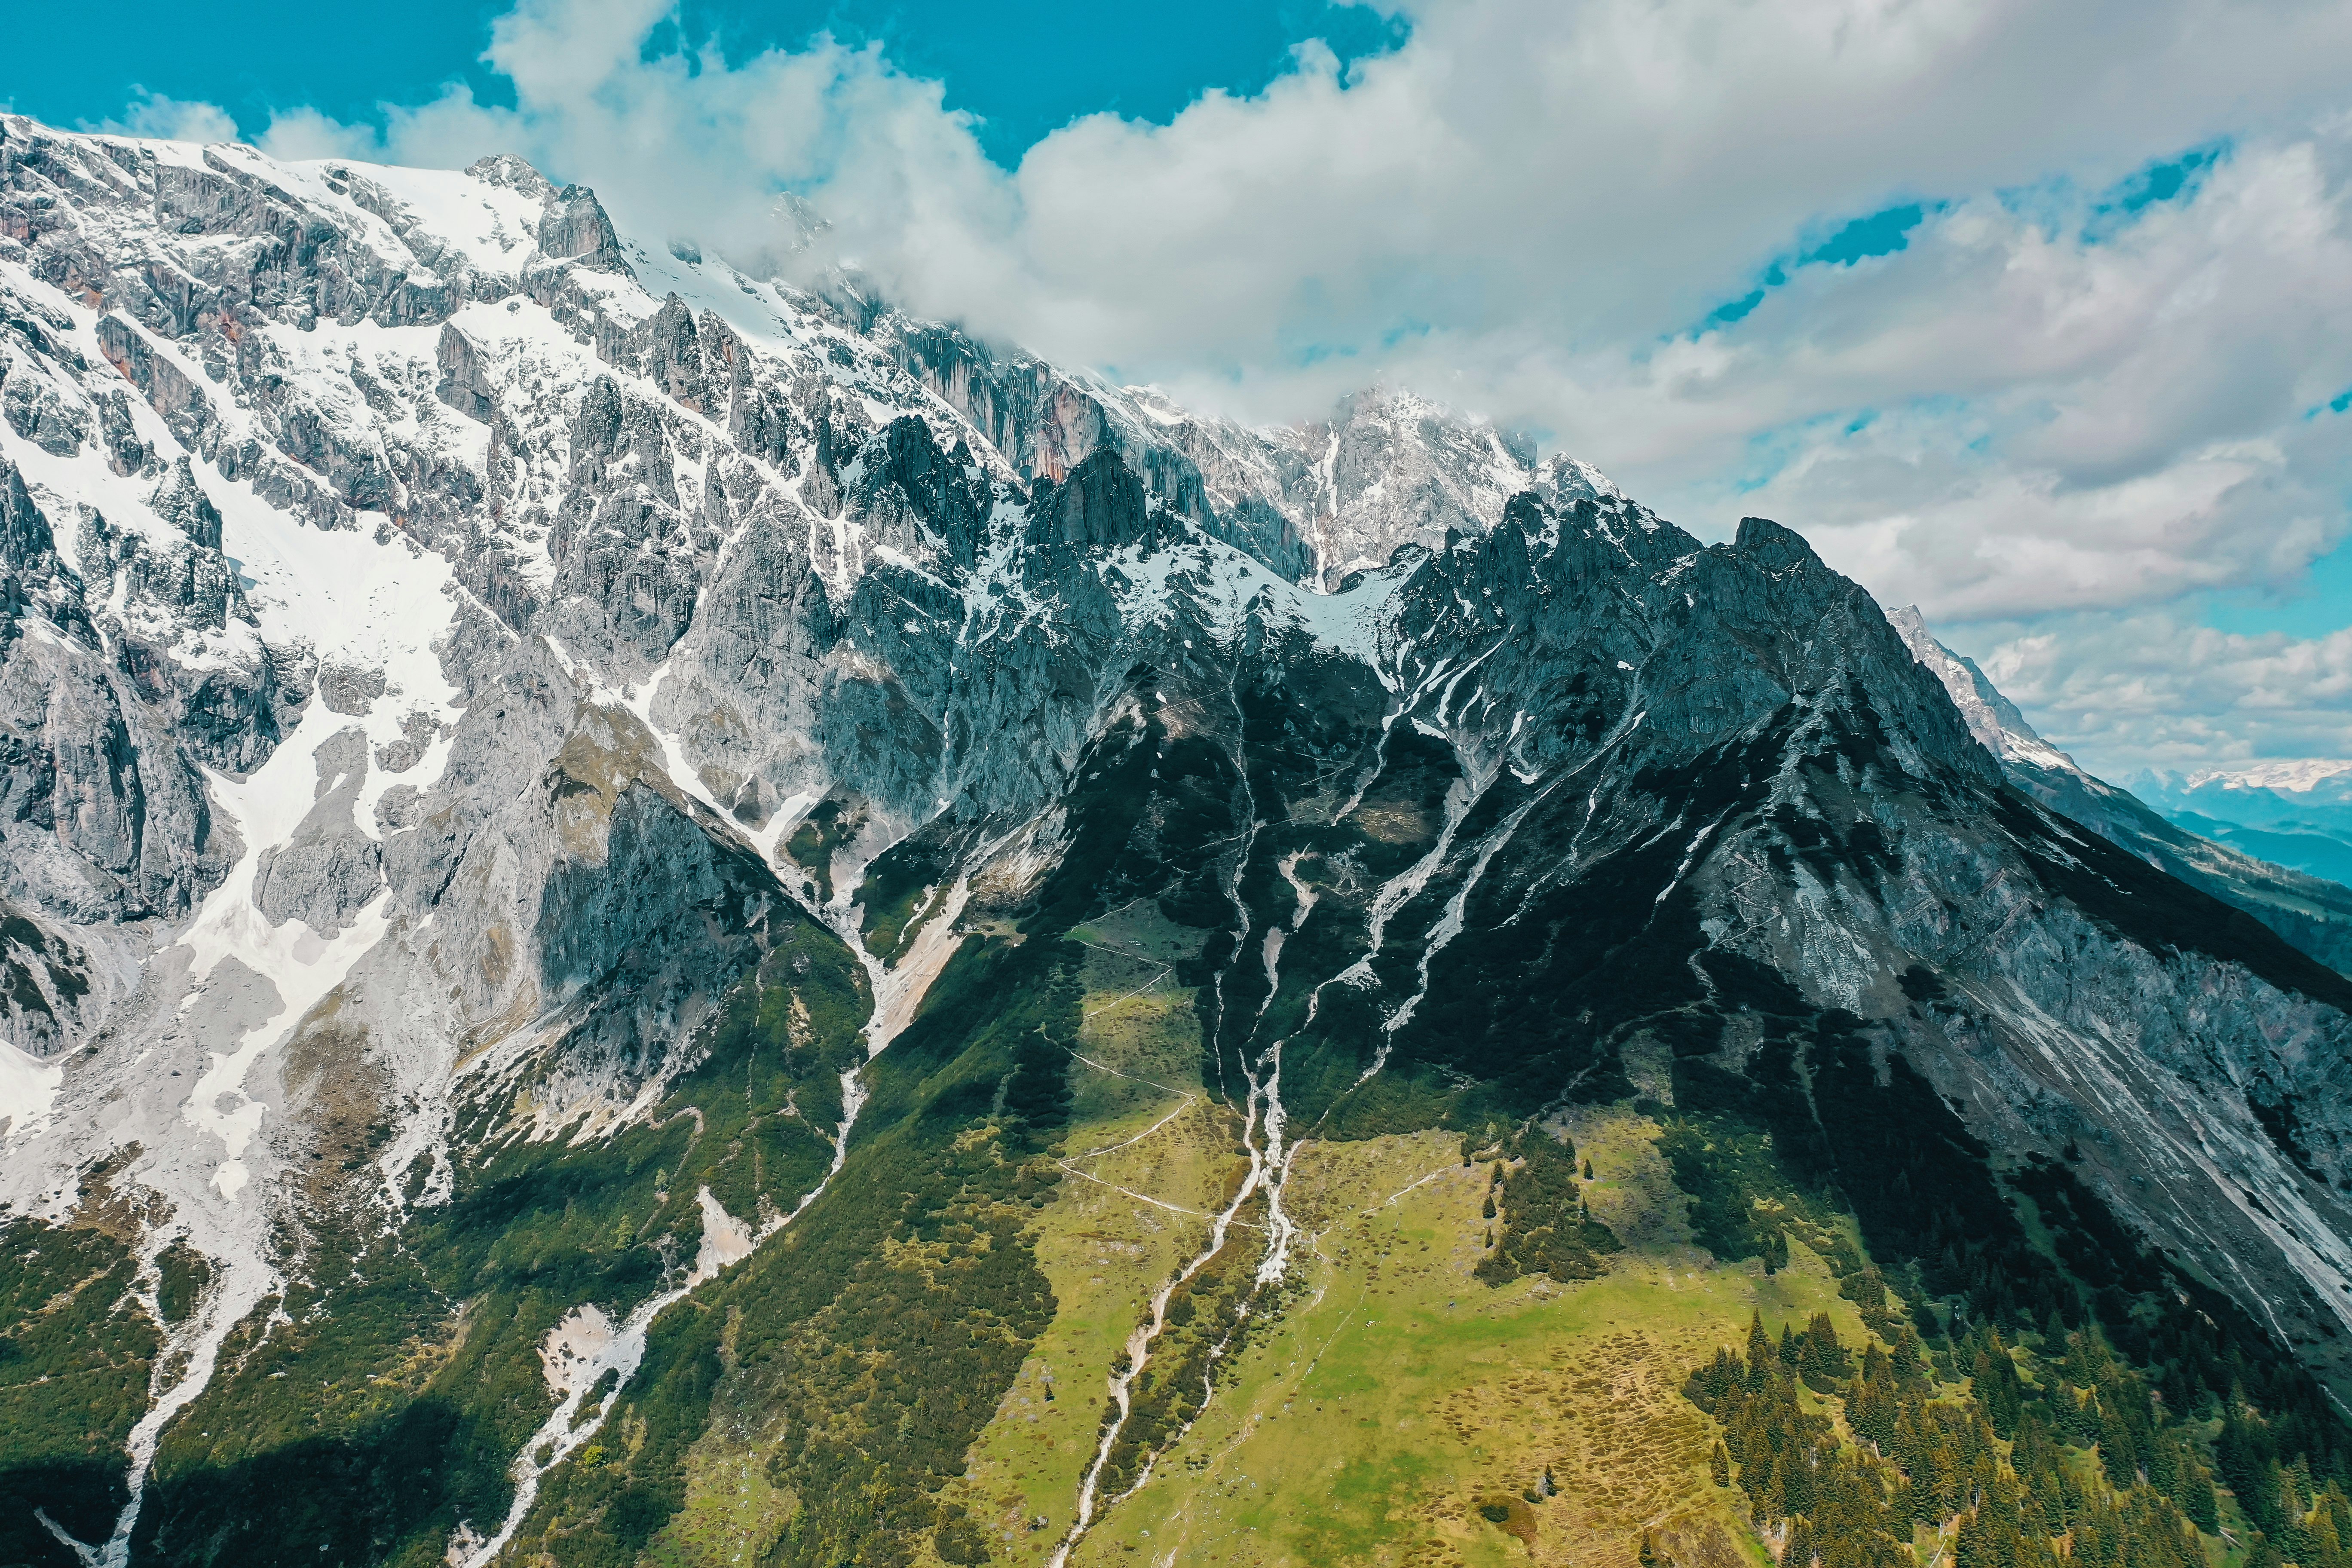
[9,118,2352,1568]
[462,152,554,199]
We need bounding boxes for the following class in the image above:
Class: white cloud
[255,105,385,163]
[1964,613,2352,776]
[252,0,1013,286]
[92,89,240,145]
[1629,142,2352,626]
[81,0,2352,764]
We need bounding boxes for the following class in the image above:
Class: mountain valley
[4,115,2352,1568]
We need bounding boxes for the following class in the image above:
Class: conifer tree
[1890,1326,1925,1383]
[2306,1486,2346,1566]
[2180,1465,2218,1533]
[1679,1287,2288,1568]
[2144,1425,2180,1495]
[1970,1333,2025,1439]
[2096,1394,2139,1491]
[1953,1507,1991,1568]
[1799,1313,1846,1389]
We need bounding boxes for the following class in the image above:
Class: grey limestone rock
[252,726,383,936]
[2,366,88,454]
[637,295,712,414]
[465,152,554,201]
[0,622,232,922]
[0,453,78,637]
[94,313,214,450]
[0,894,96,1060]
[90,386,154,475]
[1892,605,2352,977]
[434,323,498,424]
[537,184,630,274]
[318,663,386,717]
[1026,446,1156,550]
[148,456,223,550]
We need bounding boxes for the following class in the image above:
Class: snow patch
[2181,759,2352,793]
[0,1043,64,1142]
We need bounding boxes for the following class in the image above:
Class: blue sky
[1697,143,2352,652]
[2200,542,2352,640]
[8,0,1404,168]
[12,0,2352,774]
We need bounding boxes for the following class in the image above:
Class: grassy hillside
[969,1100,1865,1568]
[14,923,2350,1568]
[17,692,2352,1568]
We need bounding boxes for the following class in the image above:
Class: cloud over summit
[91,0,2352,768]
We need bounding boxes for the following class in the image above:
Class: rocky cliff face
[1890,606,2352,977]
[4,116,2352,1568]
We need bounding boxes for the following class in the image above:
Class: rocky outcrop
[93,313,214,449]
[251,726,383,937]
[2,362,89,455]
[0,620,235,922]
[434,324,498,424]
[1891,606,2352,977]
[0,456,243,922]
[862,415,989,567]
[886,321,1543,584]
[4,117,2352,1529]
[536,184,629,274]
[1026,446,1155,550]
[0,453,80,638]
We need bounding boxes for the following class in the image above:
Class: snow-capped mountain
[7,115,2352,1568]
[2124,762,2352,887]
[2157,760,2352,796]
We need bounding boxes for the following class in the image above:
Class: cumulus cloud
[1638,142,2352,625]
[252,0,1014,286]
[83,0,2352,765]
[1963,613,2352,778]
[92,89,241,145]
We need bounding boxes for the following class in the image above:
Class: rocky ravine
[4,115,2352,1566]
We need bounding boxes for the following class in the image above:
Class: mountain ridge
[4,116,2352,1568]
[2127,764,2352,888]
[1887,606,2352,980]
